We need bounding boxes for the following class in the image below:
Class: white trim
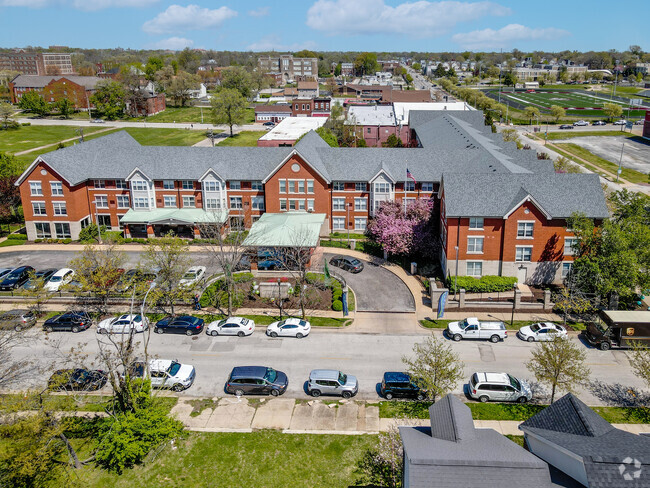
[503,194,551,220]
[262,149,331,184]
[369,169,395,184]
[16,156,71,186]
[198,168,225,182]
[125,167,152,182]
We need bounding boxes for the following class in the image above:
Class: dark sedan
[559,124,574,129]
[329,256,364,273]
[43,311,92,333]
[0,266,34,291]
[154,315,204,336]
[48,368,107,391]
[23,268,58,290]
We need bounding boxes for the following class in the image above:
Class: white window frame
[32,201,46,215]
[34,222,51,239]
[515,246,533,262]
[133,197,149,209]
[50,181,63,196]
[467,236,484,254]
[182,180,194,190]
[307,199,314,211]
[374,182,390,193]
[469,217,484,230]
[29,181,43,196]
[54,222,71,239]
[229,196,242,209]
[205,198,220,210]
[252,181,263,191]
[564,237,578,256]
[163,196,177,208]
[93,179,105,189]
[117,195,130,208]
[333,198,346,211]
[203,181,219,192]
[354,197,367,211]
[307,180,314,194]
[354,217,367,231]
[405,181,415,192]
[115,179,127,189]
[280,199,287,211]
[183,196,196,208]
[298,199,306,210]
[561,262,572,279]
[355,182,367,192]
[251,196,264,211]
[289,199,297,211]
[297,180,305,194]
[517,221,534,239]
[163,180,174,190]
[466,261,483,277]
[94,195,108,209]
[52,201,67,216]
[333,181,345,191]
[229,180,241,190]
[332,217,345,230]
[421,182,434,192]
[131,180,148,191]
[279,180,286,194]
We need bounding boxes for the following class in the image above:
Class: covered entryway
[120,208,228,239]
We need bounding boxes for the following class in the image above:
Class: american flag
[406,168,417,184]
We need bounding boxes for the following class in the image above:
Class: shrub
[332,300,343,312]
[104,230,124,243]
[447,275,518,293]
[123,238,133,243]
[62,238,72,244]
[34,239,42,243]
[7,234,27,240]
[21,122,31,126]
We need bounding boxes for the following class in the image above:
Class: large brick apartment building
[9,75,102,108]
[0,51,73,75]
[16,111,608,284]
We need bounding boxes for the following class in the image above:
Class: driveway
[324,252,415,312]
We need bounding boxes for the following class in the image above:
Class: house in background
[297,80,318,98]
[346,105,406,147]
[9,74,102,109]
[257,117,327,147]
[400,395,554,488]
[254,104,292,123]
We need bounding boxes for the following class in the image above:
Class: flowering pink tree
[367,199,434,256]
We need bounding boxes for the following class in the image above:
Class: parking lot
[552,134,650,173]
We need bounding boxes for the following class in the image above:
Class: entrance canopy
[243,212,326,248]
[120,208,228,225]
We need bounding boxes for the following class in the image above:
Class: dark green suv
[380,372,426,400]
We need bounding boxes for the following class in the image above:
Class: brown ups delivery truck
[584,310,650,351]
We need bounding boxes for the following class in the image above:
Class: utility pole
[616,140,625,183]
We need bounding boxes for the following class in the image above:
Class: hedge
[332,300,343,312]
[447,275,518,293]
[200,272,254,308]
[7,234,27,240]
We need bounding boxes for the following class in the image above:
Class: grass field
[145,106,256,125]
[489,88,647,118]
[217,131,266,147]
[545,130,636,141]
[0,125,110,154]
[122,127,208,146]
[73,431,375,488]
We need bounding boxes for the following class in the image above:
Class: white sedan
[518,322,567,342]
[206,317,255,337]
[44,268,74,292]
[97,314,149,334]
[179,266,206,287]
[266,318,311,338]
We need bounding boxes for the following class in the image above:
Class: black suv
[0,266,34,291]
[154,315,204,336]
[380,372,427,400]
[329,256,364,273]
[48,368,107,391]
[225,366,288,396]
[43,311,92,333]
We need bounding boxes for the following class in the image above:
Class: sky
[0,0,647,53]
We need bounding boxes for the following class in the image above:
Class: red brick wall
[44,78,90,109]
[291,99,313,117]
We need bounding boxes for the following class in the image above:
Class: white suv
[129,359,196,392]
[468,372,532,403]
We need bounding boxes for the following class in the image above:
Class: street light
[454,245,459,301]
[91,199,103,245]
[347,202,351,246]
[141,282,156,321]
[616,140,626,183]
[277,278,283,319]
[510,283,517,326]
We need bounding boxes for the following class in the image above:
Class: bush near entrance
[447,275,518,293]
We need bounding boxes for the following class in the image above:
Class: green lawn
[74,431,375,488]
[218,131,266,147]
[122,127,208,146]
[554,142,648,184]
[546,130,636,141]
[144,106,209,124]
[0,125,110,154]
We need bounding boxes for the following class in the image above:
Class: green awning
[120,208,228,225]
[243,212,326,248]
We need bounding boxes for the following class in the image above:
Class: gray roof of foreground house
[520,393,650,488]
[11,74,103,89]
[400,395,553,488]
[442,173,610,219]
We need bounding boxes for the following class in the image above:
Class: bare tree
[0,329,35,389]
[629,341,650,391]
[19,270,51,317]
[356,422,404,488]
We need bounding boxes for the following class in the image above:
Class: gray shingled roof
[400,394,553,488]
[11,74,102,89]
[442,173,610,219]
[520,394,650,488]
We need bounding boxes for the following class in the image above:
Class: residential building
[9,74,102,108]
[520,393,650,487]
[643,110,650,139]
[125,91,166,117]
[380,60,401,73]
[254,104,292,123]
[16,110,607,284]
[258,55,317,84]
[297,81,318,98]
[392,102,472,125]
[0,51,73,75]
[346,105,405,147]
[400,395,553,488]
[188,83,207,99]
[257,117,327,147]
[332,62,354,76]
[339,83,432,103]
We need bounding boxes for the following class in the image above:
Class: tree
[143,233,193,315]
[0,152,23,224]
[629,341,650,391]
[293,49,317,58]
[210,88,247,137]
[553,156,581,173]
[18,90,49,116]
[526,336,590,403]
[412,62,421,71]
[503,71,518,87]
[0,101,16,129]
[354,52,379,76]
[402,334,465,403]
[524,106,541,125]
[603,102,623,122]
[356,422,404,488]
[315,126,338,147]
[501,128,519,142]
[144,56,164,81]
[434,63,447,78]
[550,105,566,122]
[382,134,404,148]
[177,47,201,73]
[220,67,253,98]
[167,71,200,107]
[334,62,342,77]
[404,74,413,85]
[366,199,434,256]
[55,98,74,119]
[154,65,175,93]
[90,80,126,120]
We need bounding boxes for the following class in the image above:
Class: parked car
[257,259,282,270]
[206,317,255,337]
[266,318,311,338]
[0,268,12,280]
[446,317,507,343]
[263,121,275,126]
[380,372,427,400]
[48,368,107,391]
[90,119,105,123]
[634,120,645,125]
[592,120,607,126]
[307,369,358,398]
[613,119,627,125]
[573,120,589,126]
[559,124,574,129]
[128,359,196,391]
[154,315,204,336]
[225,366,288,396]
[329,256,364,273]
[517,322,567,342]
[584,310,650,350]
[468,372,532,403]
[116,268,158,292]
[0,266,34,291]
[97,314,149,334]
[0,309,36,331]
[43,311,92,333]
[44,268,74,292]
[179,266,206,287]
[23,268,58,290]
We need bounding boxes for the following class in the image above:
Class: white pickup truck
[447,317,507,343]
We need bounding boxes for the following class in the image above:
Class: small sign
[618,168,623,174]
[626,121,634,129]
[630,98,642,106]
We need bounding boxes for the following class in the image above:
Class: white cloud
[306,0,511,37]
[247,35,317,52]
[0,0,158,9]
[452,23,570,49]
[248,6,269,17]
[147,36,194,50]
[142,4,237,35]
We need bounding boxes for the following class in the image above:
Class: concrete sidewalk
[169,396,650,436]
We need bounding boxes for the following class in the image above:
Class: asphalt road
[550,135,650,173]
[10,326,643,406]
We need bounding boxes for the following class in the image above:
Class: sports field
[488,89,647,118]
